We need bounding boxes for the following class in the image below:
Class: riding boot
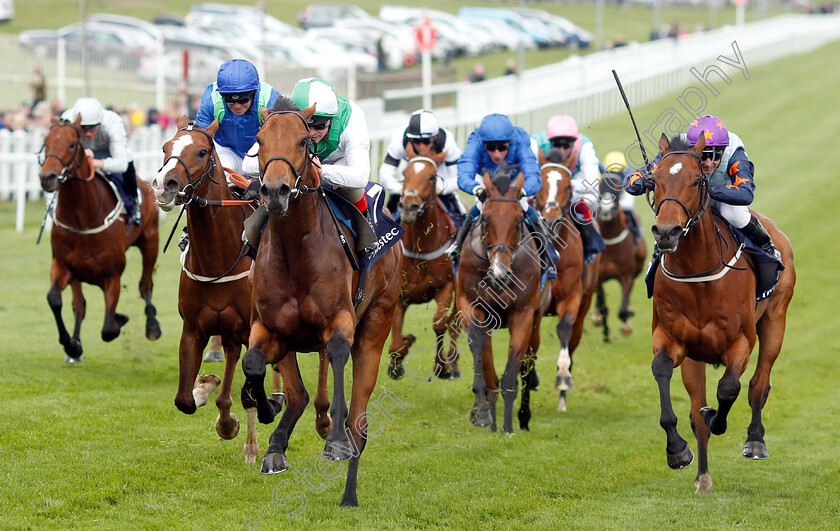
[577,220,605,262]
[386,193,401,216]
[445,216,475,260]
[243,204,269,257]
[124,161,141,225]
[741,215,780,259]
[356,209,379,255]
[533,220,557,277]
[623,209,643,243]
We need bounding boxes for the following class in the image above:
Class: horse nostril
[667,226,682,240]
[277,184,291,197]
[164,178,180,193]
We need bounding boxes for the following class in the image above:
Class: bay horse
[646,133,795,493]
[388,142,460,381]
[241,101,401,507]
[38,116,160,361]
[456,163,548,433]
[591,173,647,341]
[534,149,600,412]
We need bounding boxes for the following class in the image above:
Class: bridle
[478,197,525,263]
[400,156,438,217]
[258,110,320,198]
[38,121,94,182]
[539,162,572,231]
[648,150,710,235]
[160,122,219,206]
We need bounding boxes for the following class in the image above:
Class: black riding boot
[386,193,401,216]
[357,209,379,255]
[445,216,475,260]
[124,161,141,225]
[577,220,605,260]
[742,215,779,258]
[533,221,557,275]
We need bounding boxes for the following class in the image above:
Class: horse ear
[205,119,220,138]
[538,148,547,166]
[176,115,190,130]
[432,149,447,165]
[658,133,670,153]
[515,170,525,192]
[259,107,271,123]
[693,131,706,153]
[405,141,416,158]
[301,104,317,121]
[50,116,59,125]
[73,114,82,127]
[483,170,493,192]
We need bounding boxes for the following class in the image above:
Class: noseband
[160,122,218,205]
[38,121,93,182]
[258,110,318,198]
[480,197,525,261]
[649,150,710,234]
[400,156,438,216]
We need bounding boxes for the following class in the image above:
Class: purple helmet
[687,115,729,147]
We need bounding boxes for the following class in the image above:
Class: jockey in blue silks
[446,113,554,272]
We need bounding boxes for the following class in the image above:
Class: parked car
[0,0,14,23]
[297,4,372,29]
[457,7,553,49]
[510,8,593,49]
[138,50,226,90]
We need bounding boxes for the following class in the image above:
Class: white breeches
[215,143,244,180]
[711,199,751,229]
[618,192,636,211]
[475,196,530,213]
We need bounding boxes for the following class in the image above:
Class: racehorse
[388,142,459,381]
[591,173,647,341]
[240,100,401,507]
[646,133,795,493]
[534,149,601,412]
[456,163,547,433]
[152,116,267,462]
[38,116,160,361]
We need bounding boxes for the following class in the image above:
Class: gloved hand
[473,186,487,202]
[643,175,656,192]
[520,188,527,198]
[243,179,261,201]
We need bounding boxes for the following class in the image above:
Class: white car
[0,0,13,23]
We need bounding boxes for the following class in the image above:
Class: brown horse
[38,116,160,361]
[240,101,401,507]
[534,149,600,412]
[647,133,795,493]
[388,142,460,381]
[456,164,548,433]
[151,116,269,462]
[592,173,647,341]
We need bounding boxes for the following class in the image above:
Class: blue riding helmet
[477,113,514,143]
[216,59,260,94]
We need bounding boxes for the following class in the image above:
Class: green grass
[1,40,839,529]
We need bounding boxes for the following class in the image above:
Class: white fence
[5,14,840,232]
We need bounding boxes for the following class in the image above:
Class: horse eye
[198,149,208,158]
[691,178,701,188]
[69,142,76,149]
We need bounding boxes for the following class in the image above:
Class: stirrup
[444,241,460,260]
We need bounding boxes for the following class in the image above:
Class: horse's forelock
[546,148,566,164]
[491,161,514,195]
[669,134,692,151]
[270,96,301,113]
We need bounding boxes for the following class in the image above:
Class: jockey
[532,115,605,262]
[195,58,279,191]
[379,109,466,226]
[241,77,377,254]
[601,151,643,243]
[446,113,554,271]
[60,97,140,225]
[626,114,779,259]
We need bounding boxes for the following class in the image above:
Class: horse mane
[545,148,566,164]
[668,134,693,151]
[491,161,515,195]
[269,96,301,113]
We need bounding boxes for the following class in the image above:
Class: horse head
[536,148,575,229]
[398,142,447,225]
[650,132,708,253]
[256,103,318,217]
[481,162,526,283]
[598,174,623,222]
[153,115,220,211]
[39,115,86,192]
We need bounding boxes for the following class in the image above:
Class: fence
[4,14,840,231]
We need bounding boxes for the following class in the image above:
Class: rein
[259,110,321,198]
[400,156,438,217]
[660,223,747,282]
[649,150,710,234]
[38,121,95,183]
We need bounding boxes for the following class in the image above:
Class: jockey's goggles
[484,141,511,153]
[550,137,576,150]
[411,137,432,145]
[221,92,254,105]
[81,124,100,132]
[309,117,332,130]
[701,146,726,162]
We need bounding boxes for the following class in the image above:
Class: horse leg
[322,313,356,461]
[47,262,82,359]
[467,323,492,428]
[340,309,392,508]
[701,336,750,436]
[482,335,500,433]
[241,381,259,464]
[555,314,574,411]
[134,231,161,341]
[442,305,462,379]
[682,359,712,493]
[651,345,694,470]
[242,320,284,424]
[262,352,308,475]
[314,349,332,439]
[174,327,208,414]
[519,316,542,430]
[618,275,636,337]
[744,315,786,459]
[432,283,456,379]
[386,301,411,380]
[594,283,610,342]
[215,341,241,440]
[500,312,534,434]
[100,275,126,342]
[68,280,86,358]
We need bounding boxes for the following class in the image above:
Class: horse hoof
[244,443,259,464]
[101,328,120,342]
[323,438,355,461]
[695,473,712,493]
[620,323,632,337]
[451,367,462,379]
[64,354,84,364]
[340,493,359,508]
[743,440,769,460]
[216,413,240,440]
[387,362,405,380]
[470,405,492,427]
[192,374,221,407]
[203,349,224,362]
[146,319,162,341]
[63,339,83,359]
[115,313,129,328]
[316,414,332,439]
[405,333,417,345]
[667,444,694,470]
[261,452,288,474]
[557,394,567,412]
